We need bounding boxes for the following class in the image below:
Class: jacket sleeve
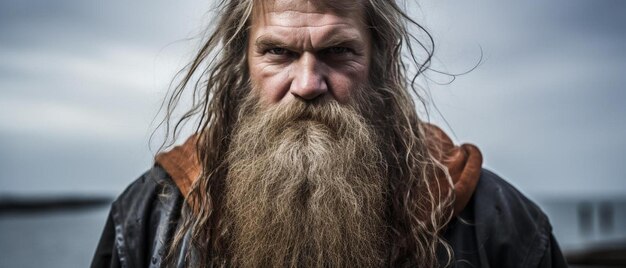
[91,209,122,268]
[90,166,185,268]
[537,233,568,268]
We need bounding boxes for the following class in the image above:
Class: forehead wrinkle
[249,0,370,52]
[252,0,365,24]
[263,11,356,28]
[261,0,363,15]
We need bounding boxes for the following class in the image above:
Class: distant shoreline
[0,195,112,215]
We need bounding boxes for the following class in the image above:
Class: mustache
[245,96,364,136]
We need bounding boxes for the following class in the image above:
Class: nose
[290,53,328,101]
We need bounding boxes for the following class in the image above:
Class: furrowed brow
[255,33,364,52]
[254,36,290,50]
[321,33,364,49]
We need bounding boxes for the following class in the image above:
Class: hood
[155,124,482,216]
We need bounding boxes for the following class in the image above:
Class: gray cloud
[420,0,626,197]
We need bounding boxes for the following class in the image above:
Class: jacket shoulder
[445,169,564,267]
[474,169,550,230]
[472,169,554,267]
[112,165,181,213]
[93,165,184,268]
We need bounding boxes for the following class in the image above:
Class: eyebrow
[255,37,290,50]
[254,32,365,51]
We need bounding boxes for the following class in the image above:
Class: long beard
[224,94,388,267]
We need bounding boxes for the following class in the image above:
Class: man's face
[247,0,372,105]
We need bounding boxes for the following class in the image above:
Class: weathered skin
[247,0,371,104]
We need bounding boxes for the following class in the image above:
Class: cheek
[248,59,292,104]
[328,65,369,103]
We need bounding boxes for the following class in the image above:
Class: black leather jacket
[91,166,568,267]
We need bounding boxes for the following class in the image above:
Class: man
[92,0,567,267]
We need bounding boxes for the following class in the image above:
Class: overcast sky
[1,0,624,200]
